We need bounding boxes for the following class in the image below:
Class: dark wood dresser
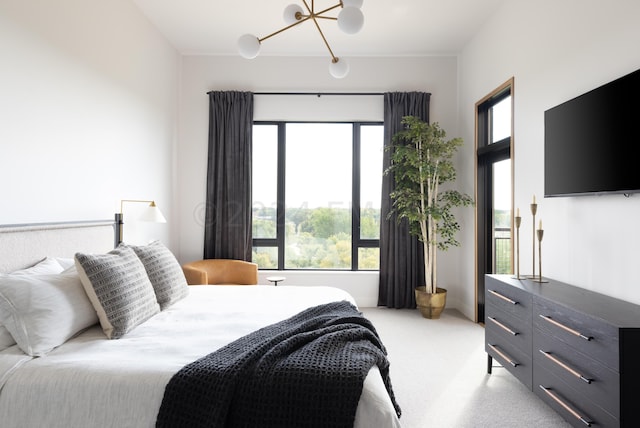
[485,274,640,428]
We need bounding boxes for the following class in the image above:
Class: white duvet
[0,285,401,428]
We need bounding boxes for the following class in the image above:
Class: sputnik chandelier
[237,0,364,79]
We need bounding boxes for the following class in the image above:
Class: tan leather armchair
[182,259,258,285]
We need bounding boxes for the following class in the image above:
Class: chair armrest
[182,264,208,285]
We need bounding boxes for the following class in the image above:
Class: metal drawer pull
[538,315,593,341]
[488,289,519,305]
[488,317,518,335]
[539,350,592,384]
[488,344,518,367]
[539,385,593,426]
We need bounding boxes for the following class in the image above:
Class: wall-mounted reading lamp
[114,199,166,247]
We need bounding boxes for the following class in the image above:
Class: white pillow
[54,257,76,271]
[7,257,65,276]
[75,246,160,339]
[0,272,98,356]
[0,325,14,351]
[0,257,66,351]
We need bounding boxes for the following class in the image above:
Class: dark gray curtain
[378,92,431,308]
[203,91,253,261]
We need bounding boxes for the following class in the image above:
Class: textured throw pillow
[0,257,66,351]
[0,272,98,356]
[128,241,189,310]
[75,246,160,339]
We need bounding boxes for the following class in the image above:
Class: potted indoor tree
[384,116,474,319]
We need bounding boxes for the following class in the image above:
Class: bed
[0,221,402,428]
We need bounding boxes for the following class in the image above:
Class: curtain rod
[207,91,432,97]
[254,92,384,96]
[205,91,385,96]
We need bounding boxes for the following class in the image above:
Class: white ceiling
[131,0,506,57]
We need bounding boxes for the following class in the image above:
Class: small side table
[266,276,286,286]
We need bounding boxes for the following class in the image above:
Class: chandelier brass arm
[258,16,312,43]
[303,0,339,61]
[302,1,342,19]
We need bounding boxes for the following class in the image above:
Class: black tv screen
[544,68,640,197]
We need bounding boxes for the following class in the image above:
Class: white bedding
[0,285,401,428]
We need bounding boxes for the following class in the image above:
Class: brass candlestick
[512,214,523,279]
[530,202,537,279]
[532,227,548,283]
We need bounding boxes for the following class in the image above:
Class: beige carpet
[361,307,572,428]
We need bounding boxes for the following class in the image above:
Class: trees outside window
[252,122,382,270]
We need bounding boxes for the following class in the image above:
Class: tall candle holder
[512,213,523,280]
[530,202,537,279]
[532,226,548,283]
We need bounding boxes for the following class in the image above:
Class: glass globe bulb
[337,7,364,34]
[283,4,304,25]
[342,0,364,9]
[329,58,349,79]
[237,34,261,59]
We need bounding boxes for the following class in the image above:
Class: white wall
[0,0,179,246]
[177,55,460,307]
[457,0,640,318]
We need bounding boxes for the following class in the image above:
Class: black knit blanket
[155,300,401,428]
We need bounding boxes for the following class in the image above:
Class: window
[476,79,514,323]
[252,122,383,270]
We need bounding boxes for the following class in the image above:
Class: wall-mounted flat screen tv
[544,68,640,197]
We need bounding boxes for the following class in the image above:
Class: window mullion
[352,123,361,271]
[276,122,286,271]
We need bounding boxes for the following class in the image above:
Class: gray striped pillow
[128,241,189,310]
[75,246,160,339]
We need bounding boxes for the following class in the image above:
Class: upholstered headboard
[0,220,115,274]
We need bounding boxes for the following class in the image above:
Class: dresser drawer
[534,362,618,428]
[533,330,619,418]
[533,297,619,371]
[485,276,532,323]
[486,301,531,355]
[486,328,532,389]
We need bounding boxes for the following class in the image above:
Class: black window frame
[252,120,382,271]
[476,84,513,323]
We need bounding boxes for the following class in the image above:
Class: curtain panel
[378,92,431,308]
[204,91,254,261]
